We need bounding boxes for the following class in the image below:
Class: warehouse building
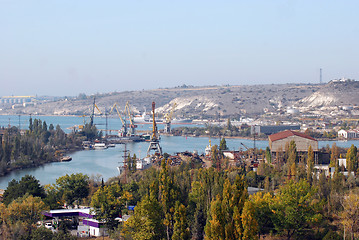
[269,130,319,163]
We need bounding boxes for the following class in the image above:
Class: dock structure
[147,102,162,156]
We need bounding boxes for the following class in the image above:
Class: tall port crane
[164,102,177,133]
[110,103,127,136]
[89,97,102,127]
[124,101,137,136]
[147,101,162,156]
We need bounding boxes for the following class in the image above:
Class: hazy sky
[0,1,358,96]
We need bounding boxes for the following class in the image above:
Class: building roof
[268,130,317,142]
[42,208,94,219]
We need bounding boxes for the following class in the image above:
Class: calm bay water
[0,115,358,189]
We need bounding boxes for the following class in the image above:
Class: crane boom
[125,102,136,125]
[165,102,177,123]
[240,142,250,150]
[110,103,125,125]
[124,101,136,135]
[95,104,102,115]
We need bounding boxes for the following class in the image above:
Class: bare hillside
[297,80,359,108]
[3,82,358,119]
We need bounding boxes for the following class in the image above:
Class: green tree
[287,140,297,164]
[29,227,77,240]
[211,145,221,170]
[43,184,63,209]
[219,138,228,151]
[158,159,178,240]
[346,145,358,174]
[205,175,248,240]
[3,175,46,205]
[191,203,206,240]
[80,123,100,140]
[122,193,165,240]
[265,147,271,163]
[205,195,225,240]
[56,173,89,207]
[270,179,322,240]
[340,192,359,240]
[172,201,190,240]
[91,184,132,230]
[307,145,314,184]
[0,194,47,239]
[329,143,339,168]
[241,201,259,240]
[250,192,274,237]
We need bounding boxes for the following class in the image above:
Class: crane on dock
[89,97,102,127]
[110,103,127,136]
[147,101,162,156]
[164,102,177,133]
[124,101,137,136]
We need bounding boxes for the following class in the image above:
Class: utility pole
[122,144,129,184]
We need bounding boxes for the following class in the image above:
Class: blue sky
[0,1,358,96]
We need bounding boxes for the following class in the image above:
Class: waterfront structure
[252,125,300,135]
[269,130,318,162]
[338,129,359,139]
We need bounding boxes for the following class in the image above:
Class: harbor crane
[110,103,127,137]
[164,102,177,133]
[147,101,162,156]
[89,97,102,127]
[241,142,257,161]
[124,101,137,136]
[240,142,250,150]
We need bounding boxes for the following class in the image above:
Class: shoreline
[0,146,82,179]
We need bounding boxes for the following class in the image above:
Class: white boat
[94,143,107,150]
[172,118,192,124]
[133,112,163,123]
[133,112,151,123]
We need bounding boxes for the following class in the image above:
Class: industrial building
[0,96,34,104]
[268,130,319,163]
[252,125,300,135]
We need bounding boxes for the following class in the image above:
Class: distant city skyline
[0,1,358,96]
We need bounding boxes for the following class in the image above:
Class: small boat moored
[94,143,108,150]
[60,156,72,162]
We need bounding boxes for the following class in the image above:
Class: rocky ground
[1,81,359,120]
